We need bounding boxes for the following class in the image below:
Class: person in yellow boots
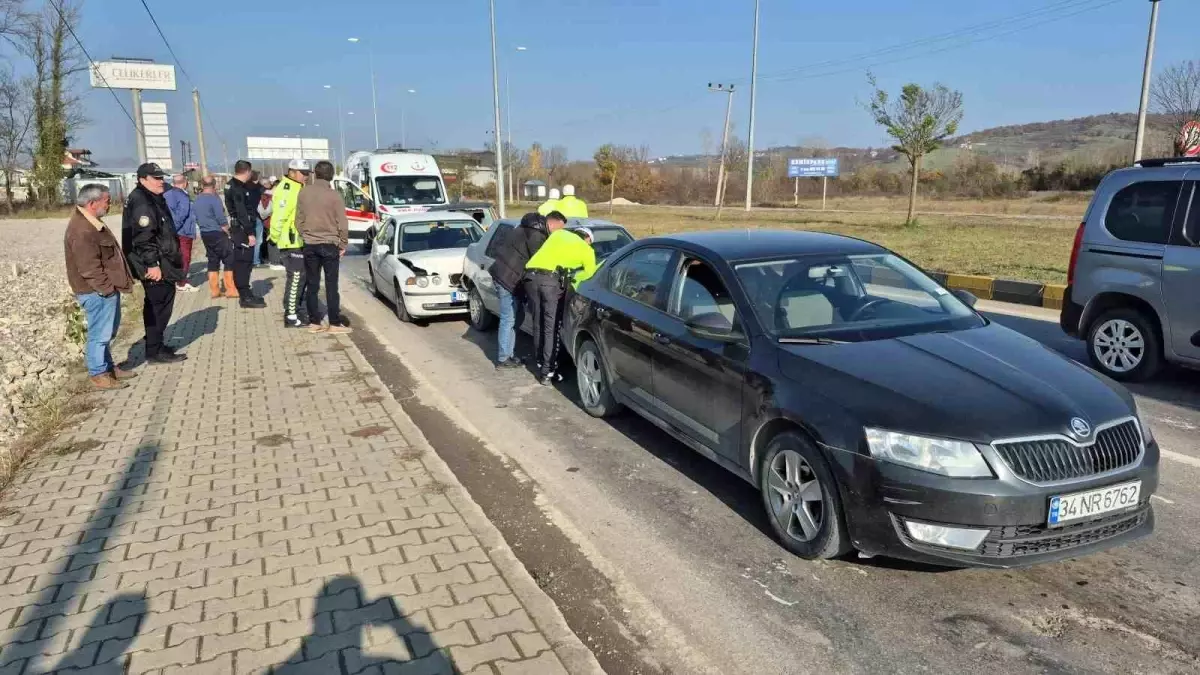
[557,184,588,218]
[194,176,234,298]
[273,159,310,327]
[537,187,561,216]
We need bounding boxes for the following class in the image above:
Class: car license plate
[1047,481,1141,527]
[451,291,463,303]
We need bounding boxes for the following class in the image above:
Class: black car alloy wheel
[760,431,850,560]
[576,340,621,418]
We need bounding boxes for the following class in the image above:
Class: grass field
[568,196,1088,284]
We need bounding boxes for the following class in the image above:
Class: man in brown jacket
[295,160,351,334]
[64,184,135,390]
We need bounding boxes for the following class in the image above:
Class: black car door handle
[653,332,671,345]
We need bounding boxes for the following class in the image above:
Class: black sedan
[560,230,1159,567]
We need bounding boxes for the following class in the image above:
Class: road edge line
[333,324,605,675]
[1160,448,1200,468]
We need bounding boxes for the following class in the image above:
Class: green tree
[866,74,963,224]
[594,144,618,215]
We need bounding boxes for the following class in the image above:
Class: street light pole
[1134,0,1161,163]
[507,46,526,205]
[489,0,506,218]
[745,0,760,211]
[348,37,380,149]
[401,89,416,149]
[322,86,346,168]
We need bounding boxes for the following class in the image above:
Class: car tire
[759,431,851,560]
[575,339,622,418]
[1086,307,1162,382]
[368,263,384,300]
[468,286,496,331]
[393,281,413,323]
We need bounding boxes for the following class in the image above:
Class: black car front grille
[978,504,1149,558]
[992,420,1142,483]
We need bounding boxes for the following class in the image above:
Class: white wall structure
[89,61,177,91]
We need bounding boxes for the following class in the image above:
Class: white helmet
[562,184,576,197]
[548,188,561,200]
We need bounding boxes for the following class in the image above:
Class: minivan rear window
[1104,180,1182,245]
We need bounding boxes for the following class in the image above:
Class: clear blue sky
[68,0,1200,167]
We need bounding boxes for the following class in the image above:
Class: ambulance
[335,151,449,250]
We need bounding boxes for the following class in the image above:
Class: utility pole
[744,0,760,211]
[708,83,735,214]
[489,0,506,218]
[192,89,208,178]
[222,142,229,175]
[1133,0,1161,163]
[131,89,147,164]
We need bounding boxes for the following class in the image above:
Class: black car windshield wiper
[778,336,848,345]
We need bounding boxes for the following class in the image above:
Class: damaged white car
[367,213,484,323]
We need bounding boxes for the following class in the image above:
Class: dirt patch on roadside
[347,312,668,675]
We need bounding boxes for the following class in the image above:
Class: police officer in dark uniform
[122,163,187,364]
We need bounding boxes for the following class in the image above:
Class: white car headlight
[865,428,992,478]
[416,276,429,288]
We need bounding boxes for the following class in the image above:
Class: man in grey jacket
[295,160,350,334]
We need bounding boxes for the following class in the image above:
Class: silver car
[1060,157,1200,381]
[461,218,635,332]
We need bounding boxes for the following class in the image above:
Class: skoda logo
[1070,417,1092,438]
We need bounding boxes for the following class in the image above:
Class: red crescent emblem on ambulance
[380,162,398,173]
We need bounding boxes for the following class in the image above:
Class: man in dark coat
[223,160,267,308]
[122,162,187,364]
[487,212,549,368]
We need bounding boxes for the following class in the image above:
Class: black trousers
[201,231,233,272]
[282,248,306,318]
[142,281,176,358]
[524,272,565,375]
[304,243,342,325]
[232,244,255,296]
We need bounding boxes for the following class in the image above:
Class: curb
[929,271,1067,310]
[334,327,605,675]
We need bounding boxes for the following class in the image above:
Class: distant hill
[653,112,1176,174]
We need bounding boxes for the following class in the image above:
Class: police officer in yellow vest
[272,159,310,327]
[523,211,597,385]
[556,184,589,218]
[537,187,561,216]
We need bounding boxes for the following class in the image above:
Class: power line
[47,0,142,137]
[136,0,228,149]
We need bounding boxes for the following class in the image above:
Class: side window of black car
[484,224,513,258]
[1104,180,1183,245]
[609,248,674,307]
[672,259,739,328]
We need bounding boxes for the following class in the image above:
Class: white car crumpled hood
[396,248,468,281]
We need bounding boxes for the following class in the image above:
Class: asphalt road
[339,257,1199,675]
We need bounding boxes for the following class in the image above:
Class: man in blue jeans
[63,185,135,390]
[487,212,549,368]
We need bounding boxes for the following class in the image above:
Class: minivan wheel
[760,432,851,560]
[576,339,622,418]
[1087,308,1162,381]
[468,287,496,331]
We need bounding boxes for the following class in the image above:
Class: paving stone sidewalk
[0,270,599,674]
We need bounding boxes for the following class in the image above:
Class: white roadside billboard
[89,61,177,91]
[246,136,330,161]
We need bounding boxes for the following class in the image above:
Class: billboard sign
[142,101,171,170]
[246,136,330,161]
[89,61,176,91]
[788,157,839,178]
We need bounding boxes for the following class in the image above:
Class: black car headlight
[865,428,993,478]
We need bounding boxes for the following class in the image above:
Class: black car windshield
[734,253,983,341]
[375,176,445,206]
[398,220,482,252]
[590,228,634,260]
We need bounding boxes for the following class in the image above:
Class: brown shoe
[308,323,328,334]
[90,373,127,390]
[110,366,138,380]
[222,271,239,298]
[208,271,221,298]
[324,325,352,335]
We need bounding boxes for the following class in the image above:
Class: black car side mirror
[686,312,744,343]
[952,289,978,308]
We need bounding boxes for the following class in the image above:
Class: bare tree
[865,73,963,225]
[545,145,568,185]
[0,0,25,50]
[22,0,86,207]
[0,67,33,212]
[1151,60,1200,153]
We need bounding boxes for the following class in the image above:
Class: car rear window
[1104,180,1183,245]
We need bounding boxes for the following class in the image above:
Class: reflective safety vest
[271,176,304,249]
[525,228,597,289]
[557,195,588,218]
[537,198,560,216]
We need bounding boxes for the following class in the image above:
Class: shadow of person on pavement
[276,575,459,674]
[251,277,276,298]
[32,592,149,673]
[120,306,223,369]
